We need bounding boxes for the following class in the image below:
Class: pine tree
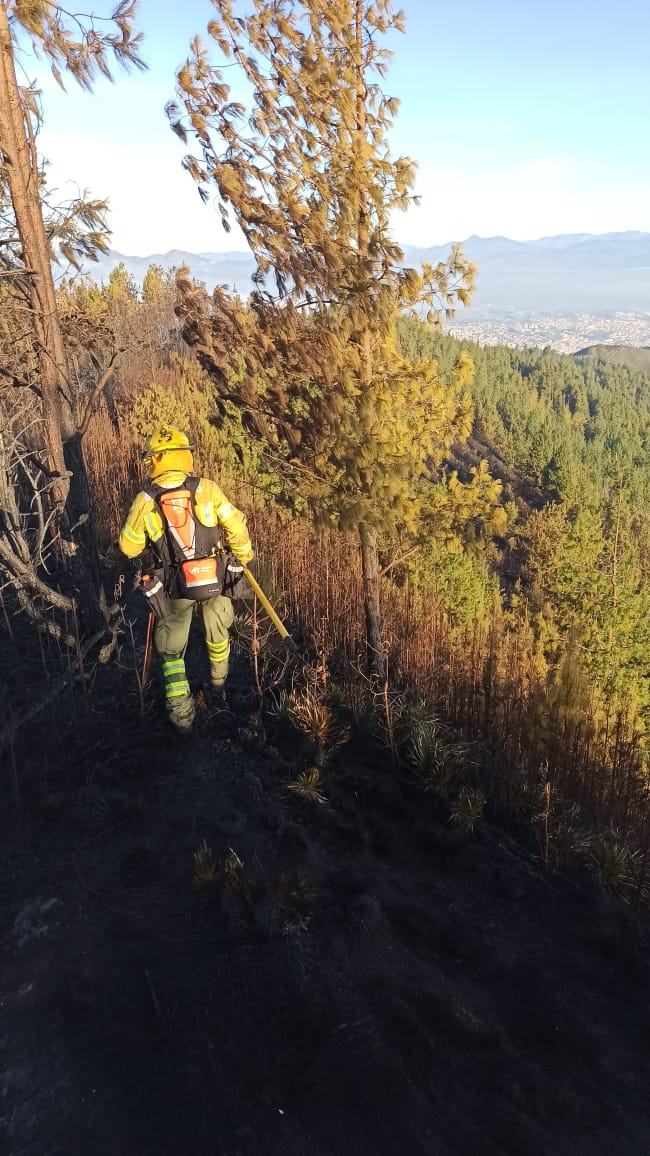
[170,0,476,675]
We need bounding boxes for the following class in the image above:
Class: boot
[162,657,194,731]
[167,692,195,733]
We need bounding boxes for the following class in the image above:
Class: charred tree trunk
[0,6,103,632]
[353,0,383,680]
[359,521,383,680]
[0,5,70,486]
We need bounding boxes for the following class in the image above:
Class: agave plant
[509,776,548,820]
[290,694,334,741]
[267,689,294,723]
[546,802,595,863]
[393,698,441,751]
[223,848,246,894]
[408,722,458,794]
[590,834,642,902]
[326,682,349,707]
[192,840,219,888]
[231,609,255,648]
[288,693,350,749]
[287,767,327,805]
[450,788,486,835]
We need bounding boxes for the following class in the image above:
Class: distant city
[447,311,650,354]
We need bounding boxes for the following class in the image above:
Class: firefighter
[117,425,254,733]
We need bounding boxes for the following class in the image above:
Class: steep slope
[2,614,650,1156]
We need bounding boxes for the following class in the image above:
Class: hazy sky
[19,0,650,255]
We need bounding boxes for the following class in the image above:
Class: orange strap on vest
[158,488,196,559]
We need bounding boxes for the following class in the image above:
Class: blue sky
[19,0,650,255]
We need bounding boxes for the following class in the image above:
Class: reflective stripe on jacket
[119,470,253,563]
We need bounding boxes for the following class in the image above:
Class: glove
[240,557,259,601]
[222,554,252,599]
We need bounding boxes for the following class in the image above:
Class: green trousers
[155,595,234,724]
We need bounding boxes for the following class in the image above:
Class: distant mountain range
[77,231,650,317]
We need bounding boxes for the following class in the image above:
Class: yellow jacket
[119,471,253,563]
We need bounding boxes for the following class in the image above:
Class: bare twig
[77,348,124,437]
[0,535,75,610]
[378,544,421,579]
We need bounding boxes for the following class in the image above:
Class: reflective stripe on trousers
[206,638,230,664]
[162,657,190,700]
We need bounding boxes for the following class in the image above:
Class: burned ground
[2,615,650,1156]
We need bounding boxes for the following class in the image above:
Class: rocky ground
[2,612,650,1156]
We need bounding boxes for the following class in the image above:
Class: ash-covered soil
[2,630,650,1156]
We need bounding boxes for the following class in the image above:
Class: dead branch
[11,582,77,647]
[0,535,75,610]
[378,545,421,579]
[77,348,125,437]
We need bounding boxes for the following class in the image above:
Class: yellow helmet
[141,425,195,463]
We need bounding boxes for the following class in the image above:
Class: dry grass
[77,349,650,871]
[84,407,140,545]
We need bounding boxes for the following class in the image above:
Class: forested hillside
[397,316,650,720]
[8,266,650,887]
[3,2,650,1154]
[5,266,650,1155]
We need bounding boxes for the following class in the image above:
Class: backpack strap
[145,476,219,565]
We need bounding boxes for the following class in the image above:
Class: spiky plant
[288,693,350,749]
[247,710,264,734]
[408,723,458,795]
[267,689,294,724]
[287,767,327,805]
[224,847,245,894]
[290,694,334,742]
[590,835,641,902]
[231,610,255,650]
[193,840,219,888]
[392,698,440,751]
[326,682,349,707]
[281,914,312,936]
[450,789,486,835]
[545,802,595,864]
